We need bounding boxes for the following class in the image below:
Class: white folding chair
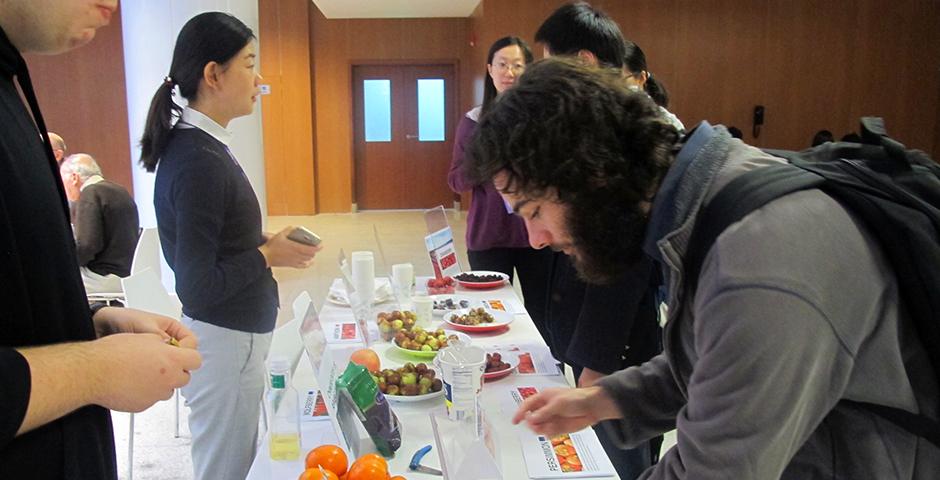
[129,227,161,276]
[86,228,162,305]
[120,267,183,480]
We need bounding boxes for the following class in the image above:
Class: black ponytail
[622,40,670,108]
[644,73,670,109]
[139,12,255,171]
[140,80,181,172]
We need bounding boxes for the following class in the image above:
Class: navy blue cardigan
[154,128,278,333]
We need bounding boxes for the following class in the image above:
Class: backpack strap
[684,163,823,296]
[685,159,940,448]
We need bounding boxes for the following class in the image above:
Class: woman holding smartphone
[140,12,320,480]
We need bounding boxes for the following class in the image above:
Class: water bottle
[267,355,301,460]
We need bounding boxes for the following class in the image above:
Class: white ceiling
[311,0,481,19]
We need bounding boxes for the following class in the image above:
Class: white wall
[122,0,267,290]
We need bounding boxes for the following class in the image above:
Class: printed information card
[507,386,616,478]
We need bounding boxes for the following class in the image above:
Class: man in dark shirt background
[60,153,140,294]
[0,1,201,478]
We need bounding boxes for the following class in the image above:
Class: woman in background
[139,12,320,480]
[448,36,552,336]
[622,39,685,132]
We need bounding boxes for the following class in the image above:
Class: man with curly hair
[468,57,939,479]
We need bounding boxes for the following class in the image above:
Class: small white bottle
[267,355,301,461]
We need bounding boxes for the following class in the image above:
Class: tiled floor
[111,210,675,480]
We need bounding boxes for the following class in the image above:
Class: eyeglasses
[492,62,525,74]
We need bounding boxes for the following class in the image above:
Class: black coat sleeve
[566,256,657,374]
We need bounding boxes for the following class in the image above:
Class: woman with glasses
[447,36,552,338]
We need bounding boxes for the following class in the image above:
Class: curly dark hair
[466,57,679,282]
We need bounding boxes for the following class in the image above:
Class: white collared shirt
[177,107,233,146]
[79,174,104,191]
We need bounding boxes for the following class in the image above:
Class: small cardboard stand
[424,206,462,279]
[429,407,502,480]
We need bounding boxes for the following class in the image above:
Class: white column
[122,0,268,289]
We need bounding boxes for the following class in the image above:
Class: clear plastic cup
[411,294,433,328]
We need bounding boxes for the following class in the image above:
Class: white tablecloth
[247,278,619,479]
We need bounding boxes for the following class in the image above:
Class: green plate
[391,330,471,358]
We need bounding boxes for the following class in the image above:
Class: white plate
[431,295,473,316]
[384,388,444,403]
[326,280,393,306]
[444,308,514,333]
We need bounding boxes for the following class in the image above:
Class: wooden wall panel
[259,0,316,215]
[467,0,939,155]
[310,8,469,212]
[25,14,132,193]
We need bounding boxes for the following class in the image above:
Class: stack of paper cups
[350,251,375,306]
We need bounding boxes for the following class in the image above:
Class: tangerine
[346,458,389,480]
[354,453,388,471]
[305,444,349,476]
[299,468,339,480]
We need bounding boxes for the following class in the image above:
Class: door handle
[406,134,419,139]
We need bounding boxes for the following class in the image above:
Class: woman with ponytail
[622,40,685,132]
[141,12,321,480]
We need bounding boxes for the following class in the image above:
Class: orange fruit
[346,459,389,480]
[299,468,339,480]
[349,349,381,374]
[354,453,388,471]
[305,444,349,476]
[390,476,408,480]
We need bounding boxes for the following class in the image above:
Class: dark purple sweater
[448,109,529,251]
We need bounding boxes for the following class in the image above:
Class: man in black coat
[0,1,201,478]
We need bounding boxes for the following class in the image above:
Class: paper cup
[436,345,486,423]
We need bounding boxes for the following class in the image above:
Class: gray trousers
[181,317,272,480]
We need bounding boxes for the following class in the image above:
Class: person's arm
[11,329,201,438]
[73,187,104,266]
[447,115,479,193]
[512,385,622,435]
[637,286,852,479]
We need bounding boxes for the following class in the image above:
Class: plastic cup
[391,263,414,310]
[436,344,486,424]
[411,294,433,328]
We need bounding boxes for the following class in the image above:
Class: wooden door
[353,64,457,210]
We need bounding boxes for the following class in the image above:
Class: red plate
[483,352,519,381]
[455,271,509,290]
[444,309,513,333]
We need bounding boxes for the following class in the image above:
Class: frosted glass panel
[417,79,445,142]
[363,79,391,142]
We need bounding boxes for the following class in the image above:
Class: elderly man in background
[60,153,139,294]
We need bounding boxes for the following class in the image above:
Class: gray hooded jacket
[596,123,939,479]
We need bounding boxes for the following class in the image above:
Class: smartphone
[287,226,322,247]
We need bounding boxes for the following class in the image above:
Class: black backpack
[684,117,940,446]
